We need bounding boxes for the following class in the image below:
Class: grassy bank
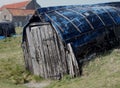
[46,49,120,88]
[0,28,120,88]
[0,28,44,88]
[0,37,29,88]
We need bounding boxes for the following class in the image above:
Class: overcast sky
[0,0,120,7]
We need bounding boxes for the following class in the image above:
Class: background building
[0,0,40,27]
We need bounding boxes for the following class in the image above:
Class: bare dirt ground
[25,81,51,88]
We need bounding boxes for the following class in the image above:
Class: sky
[0,0,120,7]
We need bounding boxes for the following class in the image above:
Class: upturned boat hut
[22,4,120,79]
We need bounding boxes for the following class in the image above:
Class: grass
[0,37,29,88]
[0,27,29,88]
[15,27,23,35]
[0,28,43,88]
[46,49,120,88]
[0,27,120,88]
[0,80,27,88]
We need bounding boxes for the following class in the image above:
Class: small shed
[0,21,15,37]
[22,5,120,79]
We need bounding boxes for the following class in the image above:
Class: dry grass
[46,49,120,88]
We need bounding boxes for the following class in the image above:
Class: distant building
[0,0,40,27]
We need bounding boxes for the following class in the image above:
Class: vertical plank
[55,33,68,75]
[66,49,74,77]
[25,39,34,73]
[46,25,59,79]
[35,28,44,77]
[51,24,68,76]
[31,27,44,76]
[26,27,40,75]
[36,26,48,78]
[59,39,68,74]
[39,25,50,78]
[52,29,63,78]
[42,25,54,78]
[67,43,79,77]
[25,27,34,73]
[31,28,40,76]
[22,42,30,70]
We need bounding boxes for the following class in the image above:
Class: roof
[8,8,34,16]
[23,4,120,48]
[98,2,120,8]
[38,5,120,42]
[0,0,30,10]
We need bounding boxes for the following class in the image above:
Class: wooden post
[67,43,80,77]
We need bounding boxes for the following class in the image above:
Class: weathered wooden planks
[67,43,80,77]
[26,27,40,75]
[22,23,80,79]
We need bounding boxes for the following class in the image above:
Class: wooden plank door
[30,23,63,79]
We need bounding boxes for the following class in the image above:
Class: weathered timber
[37,26,47,78]
[45,25,58,79]
[22,23,81,79]
[67,43,80,77]
[26,27,40,75]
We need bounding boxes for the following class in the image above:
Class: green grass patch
[0,80,27,88]
[1,32,120,88]
[0,37,44,88]
[0,37,29,88]
[46,49,120,88]
[15,27,23,35]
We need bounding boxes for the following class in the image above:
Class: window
[4,15,7,20]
